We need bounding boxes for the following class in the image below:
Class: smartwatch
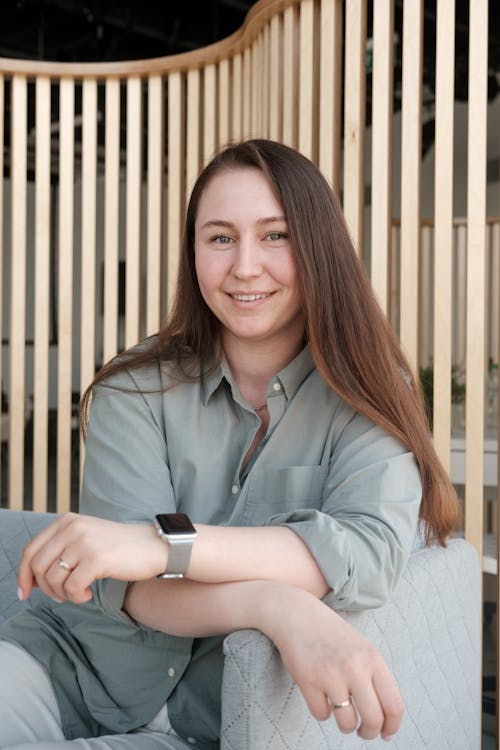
[153,513,197,579]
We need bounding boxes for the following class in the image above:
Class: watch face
[155,513,196,535]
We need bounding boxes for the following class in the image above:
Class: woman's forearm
[186,524,330,598]
[124,577,286,637]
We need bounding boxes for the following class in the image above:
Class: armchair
[0,509,480,749]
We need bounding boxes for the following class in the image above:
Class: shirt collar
[201,344,315,406]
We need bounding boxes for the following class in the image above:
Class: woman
[0,139,458,749]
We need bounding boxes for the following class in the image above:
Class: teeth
[232,293,268,302]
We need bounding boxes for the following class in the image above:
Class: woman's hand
[260,584,404,741]
[17,513,168,605]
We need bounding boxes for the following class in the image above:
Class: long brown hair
[82,139,458,546]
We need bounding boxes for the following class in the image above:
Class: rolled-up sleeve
[268,411,422,610]
[80,368,177,618]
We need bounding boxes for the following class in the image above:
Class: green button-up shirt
[0,344,421,747]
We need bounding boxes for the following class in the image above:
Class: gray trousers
[0,642,193,750]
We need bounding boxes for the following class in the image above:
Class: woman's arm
[17,513,329,604]
[124,576,404,742]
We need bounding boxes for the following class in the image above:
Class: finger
[61,559,95,604]
[372,670,405,739]
[44,555,78,603]
[329,694,358,734]
[299,685,333,722]
[17,514,75,593]
[349,683,384,740]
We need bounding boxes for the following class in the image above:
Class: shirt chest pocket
[246,465,325,522]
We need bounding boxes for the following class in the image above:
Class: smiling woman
[0,139,458,749]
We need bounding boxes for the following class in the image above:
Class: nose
[231,236,263,279]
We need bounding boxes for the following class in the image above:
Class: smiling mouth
[230,293,272,302]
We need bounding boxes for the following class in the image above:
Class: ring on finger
[56,557,71,572]
[332,697,352,710]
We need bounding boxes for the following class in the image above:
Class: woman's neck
[222,333,305,408]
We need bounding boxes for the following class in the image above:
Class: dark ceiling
[0,0,256,62]
[0,1,498,162]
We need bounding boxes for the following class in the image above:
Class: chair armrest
[221,540,480,750]
[0,509,57,623]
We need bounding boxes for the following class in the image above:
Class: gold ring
[332,698,351,710]
[57,558,71,571]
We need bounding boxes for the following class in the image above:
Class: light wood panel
[268,13,282,142]
[298,0,315,160]
[399,0,423,373]
[343,0,366,257]
[231,53,243,141]
[318,0,342,193]
[218,58,230,147]
[370,0,393,313]
[186,68,201,200]
[203,63,217,163]
[9,75,28,509]
[282,4,297,148]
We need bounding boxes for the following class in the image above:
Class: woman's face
[194,167,304,356]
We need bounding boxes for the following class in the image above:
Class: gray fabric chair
[0,508,481,749]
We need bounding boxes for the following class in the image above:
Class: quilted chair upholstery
[0,509,481,749]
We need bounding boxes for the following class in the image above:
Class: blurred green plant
[419,363,466,428]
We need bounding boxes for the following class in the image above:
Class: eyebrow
[199,216,287,230]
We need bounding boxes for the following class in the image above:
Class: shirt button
[231,484,239,495]
[272,382,281,392]
[167,667,176,677]
[187,739,197,745]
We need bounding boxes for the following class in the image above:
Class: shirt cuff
[267,508,356,607]
[92,578,137,625]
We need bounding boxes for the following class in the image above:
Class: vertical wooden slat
[204,63,217,164]
[56,78,74,513]
[33,76,51,512]
[125,77,142,349]
[343,0,366,257]
[242,47,252,140]
[80,78,98,482]
[269,14,282,142]
[465,0,488,564]
[186,68,201,200]
[146,74,164,335]
[261,25,270,138]
[9,75,27,509]
[218,59,230,147]
[433,0,455,471]
[370,0,393,313]
[251,37,260,138]
[298,0,315,160]
[102,78,120,365]
[399,0,423,372]
[319,0,342,193]
[282,4,296,148]
[231,53,243,141]
[167,71,184,312]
